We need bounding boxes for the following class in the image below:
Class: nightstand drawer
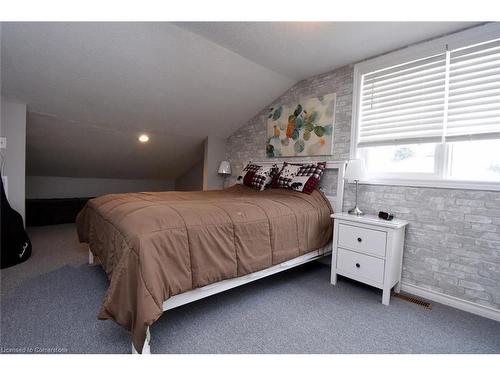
[336,248,385,285]
[337,223,387,257]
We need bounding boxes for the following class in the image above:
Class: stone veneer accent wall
[225,64,500,312]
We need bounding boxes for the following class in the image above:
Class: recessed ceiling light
[138,134,149,143]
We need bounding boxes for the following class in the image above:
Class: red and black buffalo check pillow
[272,161,326,194]
[236,163,279,191]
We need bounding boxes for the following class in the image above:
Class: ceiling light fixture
[138,134,149,143]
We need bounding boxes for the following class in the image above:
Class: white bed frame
[88,160,346,354]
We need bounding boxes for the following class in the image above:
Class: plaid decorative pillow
[235,163,262,186]
[291,161,326,194]
[251,165,279,191]
[271,162,302,189]
[272,161,326,194]
[236,163,279,191]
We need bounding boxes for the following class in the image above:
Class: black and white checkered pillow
[251,165,279,191]
[271,162,301,189]
[236,163,279,191]
[235,163,262,185]
[272,161,326,194]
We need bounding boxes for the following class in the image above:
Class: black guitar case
[1,173,32,268]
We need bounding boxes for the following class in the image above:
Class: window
[448,139,500,182]
[352,24,500,189]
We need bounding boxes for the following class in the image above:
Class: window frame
[351,23,500,192]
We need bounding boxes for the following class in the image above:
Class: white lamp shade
[344,159,367,182]
[218,161,231,175]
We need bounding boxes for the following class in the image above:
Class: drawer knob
[357,237,362,243]
[356,263,360,268]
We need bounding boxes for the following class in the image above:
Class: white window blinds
[358,54,447,147]
[447,38,500,141]
[357,37,500,148]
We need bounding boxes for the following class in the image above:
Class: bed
[76,160,346,353]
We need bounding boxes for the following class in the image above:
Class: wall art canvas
[266,92,336,157]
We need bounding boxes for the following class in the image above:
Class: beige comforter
[76,184,333,352]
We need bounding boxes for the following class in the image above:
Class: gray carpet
[1,224,499,354]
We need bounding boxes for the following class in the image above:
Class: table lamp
[345,159,367,215]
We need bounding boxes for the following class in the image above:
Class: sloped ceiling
[1,22,295,179]
[1,22,478,179]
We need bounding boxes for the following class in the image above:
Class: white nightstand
[330,212,408,305]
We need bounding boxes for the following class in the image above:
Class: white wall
[1,100,27,224]
[175,159,203,191]
[26,176,175,199]
[203,136,227,190]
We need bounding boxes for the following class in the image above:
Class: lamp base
[348,205,364,216]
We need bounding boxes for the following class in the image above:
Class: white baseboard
[401,282,500,322]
